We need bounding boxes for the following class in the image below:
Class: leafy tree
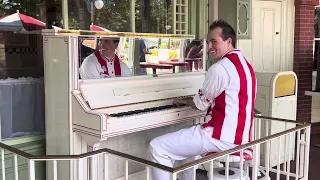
[0,0,174,32]
[149,0,172,34]
[135,0,172,33]
[89,0,172,33]
[94,1,131,31]
[0,0,81,30]
[0,0,39,18]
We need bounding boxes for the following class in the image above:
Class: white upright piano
[42,30,208,180]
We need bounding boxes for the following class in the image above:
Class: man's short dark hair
[99,37,120,44]
[209,20,236,48]
[111,38,120,44]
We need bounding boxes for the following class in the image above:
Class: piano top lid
[41,29,195,39]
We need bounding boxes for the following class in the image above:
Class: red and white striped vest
[202,50,257,145]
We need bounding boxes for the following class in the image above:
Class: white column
[130,0,136,32]
[172,0,177,34]
[61,0,69,29]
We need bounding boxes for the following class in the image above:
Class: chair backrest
[79,44,96,66]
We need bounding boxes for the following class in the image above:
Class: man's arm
[141,40,152,54]
[120,61,132,76]
[79,57,101,79]
[174,63,230,111]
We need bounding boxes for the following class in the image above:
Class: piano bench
[204,148,253,163]
[202,149,253,179]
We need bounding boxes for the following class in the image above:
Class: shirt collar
[101,53,115,62]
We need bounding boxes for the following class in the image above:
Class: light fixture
[94,0,104,10]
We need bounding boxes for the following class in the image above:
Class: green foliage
[0,0,39,18]
[68,17,80,30]
[0,0,173,33]
[170,40,180,49]
[94,1,131,31]
[56,7,80,30]
[149,0,172,33]
[65,0,84,29]
[135,0,172,33]
[124,41,129,48]
[0,0,80,30]
[90,0,172,33]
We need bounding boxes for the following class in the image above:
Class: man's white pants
[148,124,237,180]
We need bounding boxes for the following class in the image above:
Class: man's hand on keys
[173,97,193,107]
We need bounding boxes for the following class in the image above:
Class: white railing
[0,116,311,180]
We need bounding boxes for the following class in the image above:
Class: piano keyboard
[105,103,202,135]
[109,104,188,118]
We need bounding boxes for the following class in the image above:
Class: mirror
[78,36,206,80]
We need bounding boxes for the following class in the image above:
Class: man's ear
[227,38,232,46]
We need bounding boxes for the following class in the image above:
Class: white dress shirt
[193,62,231,111]
[79,53,132,79]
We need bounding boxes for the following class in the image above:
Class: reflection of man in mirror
[139,39,152,75]
[79,38,131,79]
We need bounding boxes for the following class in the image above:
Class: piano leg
[73,132,105,180]
[94,140,110,180]
[91,142,102,180]
[93,142,101,150]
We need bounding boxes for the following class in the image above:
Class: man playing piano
[148,20,257,180]
[79,37,131,79]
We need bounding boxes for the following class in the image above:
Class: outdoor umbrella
[0,10,45,32]
[90,24,111,32]
[0,10,61,33]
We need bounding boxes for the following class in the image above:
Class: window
[135,0,173,33]
[237,0,251,39]
[135,0,188,34]
[66,0,131,31]
[175,0,188,34]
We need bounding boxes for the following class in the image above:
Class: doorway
[253,1,282,71]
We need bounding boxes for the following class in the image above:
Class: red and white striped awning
[0,10,45,32]
[90,24,111,32]
[82,24,111,48]
[84,24,126,56]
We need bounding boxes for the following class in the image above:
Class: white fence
[0,116,311,180]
